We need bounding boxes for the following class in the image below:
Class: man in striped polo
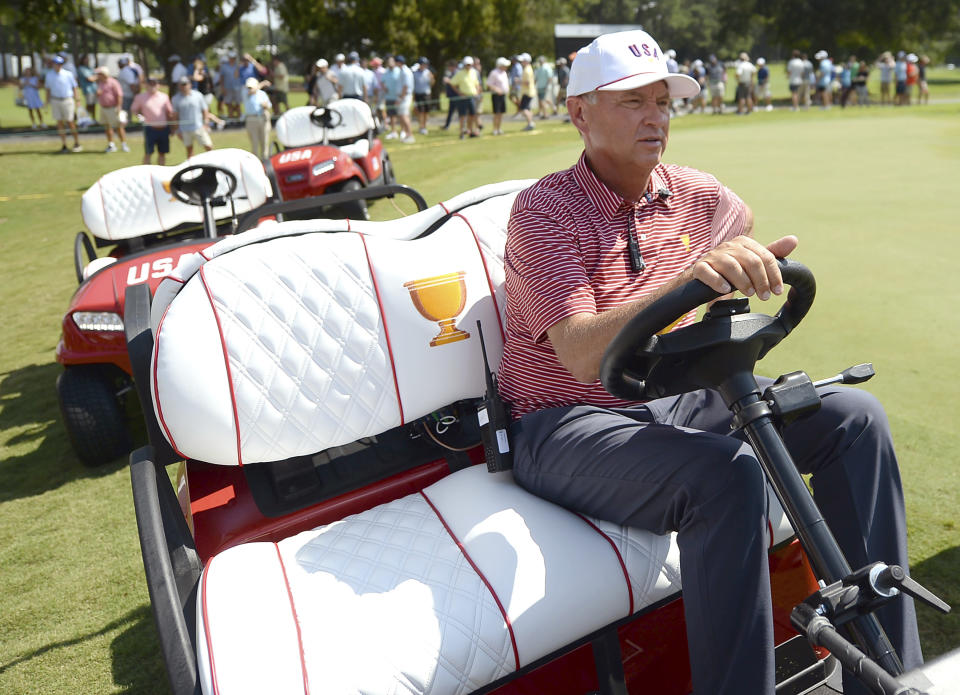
[498,29,920,695]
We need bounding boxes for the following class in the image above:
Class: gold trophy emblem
[403,271,471,347]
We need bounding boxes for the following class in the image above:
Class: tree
[747,0,960,57]
[274,0,572,75]
[5,0,257,79]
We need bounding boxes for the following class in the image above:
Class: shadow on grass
[912,544,960,659]
[110,604,170,694]
[0,148,109,157]
[0,361,143,503]
[0,605,162,685]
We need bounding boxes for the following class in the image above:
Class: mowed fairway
[1,105,958,693]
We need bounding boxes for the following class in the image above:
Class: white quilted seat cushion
[81,148,272,241]
[275,101,375,149]
[339,139,370,160]
[152,189,522,465]
[197,465,795,695]
[82,256,118,280]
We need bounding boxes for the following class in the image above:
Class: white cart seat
[81,148,272,242]
[197,465,794,695]
[275,100,376,150]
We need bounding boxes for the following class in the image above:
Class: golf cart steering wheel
[310,106,343,129]
[169,164,237,206]
[599,258,816,401]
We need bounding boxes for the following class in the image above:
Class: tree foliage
[275,0,576,73]
[2,0,76,52]
[5,0,959,76]
[3,0,256,78]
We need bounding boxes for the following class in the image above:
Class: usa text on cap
[566,29,700,99]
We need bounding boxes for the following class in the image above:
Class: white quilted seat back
[81,148,272,241]
[151,185,522,466]
[275,100,375,149]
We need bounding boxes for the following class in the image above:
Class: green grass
[1,102,959,692]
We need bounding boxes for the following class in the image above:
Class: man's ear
[567,96,589,136]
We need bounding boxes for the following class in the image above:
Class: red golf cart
[269,99,395,221]
[118,174,960,695]
[57,148,424,466]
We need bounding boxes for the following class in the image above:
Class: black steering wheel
[599,258,816,401]
[169,164,238,206]
[310,106,343,129]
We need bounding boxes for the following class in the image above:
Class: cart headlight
[73,311,124,332]
[312,158,337,177]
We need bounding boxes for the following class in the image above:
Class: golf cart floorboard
[803,656,843,694]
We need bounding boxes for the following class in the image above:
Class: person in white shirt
[734,52,756,114]
[486,57,510,135]
[44,56,82,152]
[338,51,367,100]
[169,55,189,91]
[117,56,142,113]
[786,50,805,110]
[395,55,416,143]
[330,53,345,81]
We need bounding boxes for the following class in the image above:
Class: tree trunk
[1,24,9,81]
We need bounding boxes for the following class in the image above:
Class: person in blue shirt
[76,54,99,121]
[413,57,434,135]
[756,57,772,111]
[815,50,833,108]
[242,76,272,159]
[894,51,909,105]
[380,55,403,139]
[238,53,266,86]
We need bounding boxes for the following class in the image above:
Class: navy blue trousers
[510,382,921,695]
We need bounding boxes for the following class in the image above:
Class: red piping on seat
[274,543,311,694]
[200,558,221,695]
[439,201,450,214]
[456,212,506,344]
[199,265,244,466]
[767,519,775,550]
[359,233,405,425]
[575,513,635,615]
[420,490,521,671]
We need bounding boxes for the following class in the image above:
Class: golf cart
[269,99,395,221]
[57,149,426,467]
[118,173,960,695]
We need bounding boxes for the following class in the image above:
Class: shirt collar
[573,153,671,221]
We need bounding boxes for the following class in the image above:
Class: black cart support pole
[720,378,904,678]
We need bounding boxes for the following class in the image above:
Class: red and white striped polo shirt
[498,152,749,419]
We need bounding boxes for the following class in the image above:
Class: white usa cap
[567,30,700,99]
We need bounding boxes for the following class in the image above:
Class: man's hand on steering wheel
[690,235,798,300]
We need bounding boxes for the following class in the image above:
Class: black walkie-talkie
[476,321,513,472]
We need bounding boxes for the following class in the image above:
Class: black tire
[382,153,396,186]
[335,179,369,221]
[57,366,131,467]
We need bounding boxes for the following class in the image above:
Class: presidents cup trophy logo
[403,271,471,347]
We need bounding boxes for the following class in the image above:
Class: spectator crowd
[18,43,938,159]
